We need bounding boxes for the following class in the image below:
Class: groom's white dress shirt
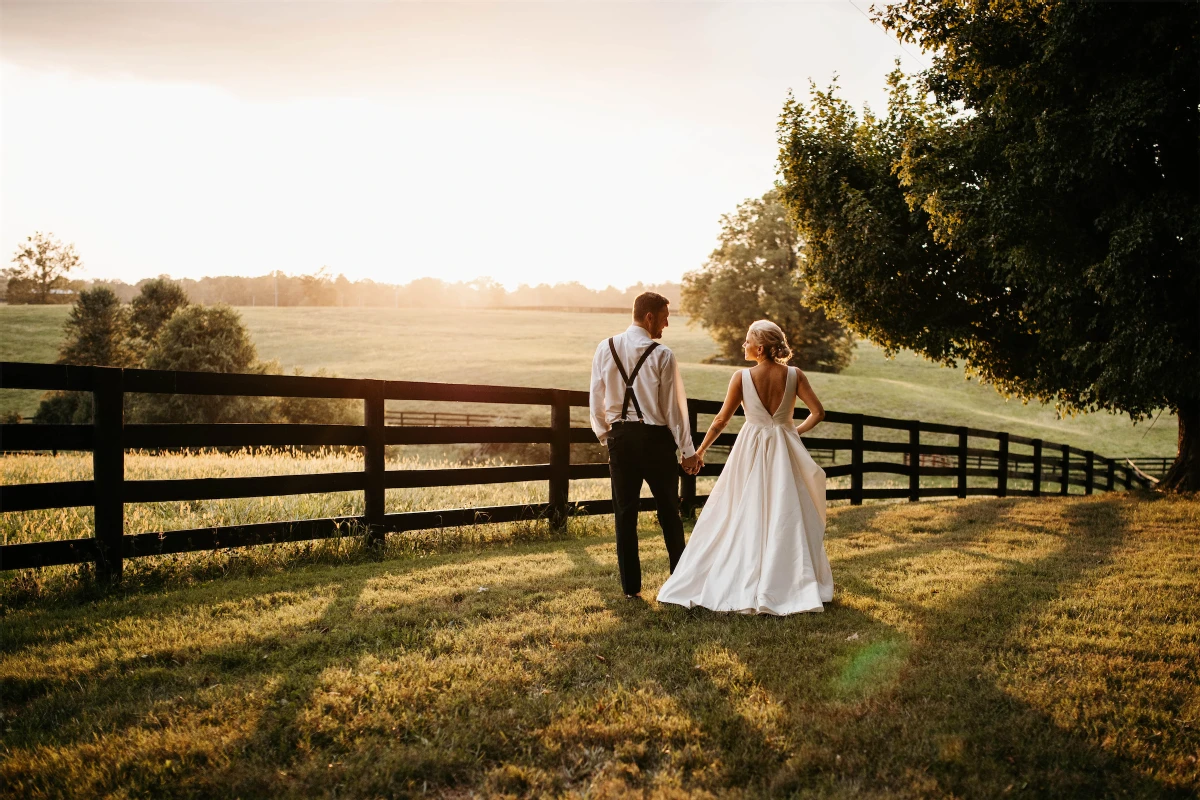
[589,325,696,458]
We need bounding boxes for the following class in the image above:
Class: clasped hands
[681,451,704,476]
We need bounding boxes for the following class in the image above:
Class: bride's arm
[695,372,743,459]
[794,369,825,436]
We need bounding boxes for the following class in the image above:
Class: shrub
[268,365,360,426]
[132,304,275,424]
[34,392,94,424]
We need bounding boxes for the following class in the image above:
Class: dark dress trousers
[607,422,686,596]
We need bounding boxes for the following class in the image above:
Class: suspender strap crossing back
[608,337,660,421]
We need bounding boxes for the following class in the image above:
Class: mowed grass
[0,305,1178,457]
[1,493,1197,798]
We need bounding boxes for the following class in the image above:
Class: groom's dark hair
[633,291,669,321]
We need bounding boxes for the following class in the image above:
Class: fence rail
[0,361,1154,579]
[1116,457,1173,477]
[383,410,517,427]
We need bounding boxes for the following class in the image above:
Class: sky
[0,0,924,290]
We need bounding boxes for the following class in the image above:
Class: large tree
[682,189,855,372]
[778,1,1199,489]
[4,232,82,304]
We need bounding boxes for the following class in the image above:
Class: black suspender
[608,337,660,421]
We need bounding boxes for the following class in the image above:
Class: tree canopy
[777,0,1198,489]
[682,189,854,372]
[129,277,190,352]
[4,232,82,304]
[135,304,274,424]
[34,278,357,425]
[57,287,138,369]
[34,287,138,423]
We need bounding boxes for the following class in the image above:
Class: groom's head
[633,292,670,339]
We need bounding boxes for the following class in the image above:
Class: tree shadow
[516,496,1183,797]
[1,539,622,795]
[1,497,1190,798]
[782,496,1180,797]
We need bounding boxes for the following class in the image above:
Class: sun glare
[1,2,902,290]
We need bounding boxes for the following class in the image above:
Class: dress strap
[740,369,757,412]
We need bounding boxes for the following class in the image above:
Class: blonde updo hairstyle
[747,320,793,365]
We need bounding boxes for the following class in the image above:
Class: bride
[657,320,834,615]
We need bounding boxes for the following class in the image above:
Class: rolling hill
[0,304,1177,457]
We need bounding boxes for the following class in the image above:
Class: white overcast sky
[0,0,922,289]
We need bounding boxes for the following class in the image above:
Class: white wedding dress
[657,366,834,615]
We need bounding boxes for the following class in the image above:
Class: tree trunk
[1159,398,1200,492]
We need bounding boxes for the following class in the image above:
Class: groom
[589,292,701,598]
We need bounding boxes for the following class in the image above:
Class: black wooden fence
[0,362,1151,580]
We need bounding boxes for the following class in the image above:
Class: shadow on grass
[793,496,1179,797]
[501,496,1182,796]
[0,497,1190,797]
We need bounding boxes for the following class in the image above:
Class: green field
[0,304,1178,457]
[2,493,1197,798]
[2,306,1195,797]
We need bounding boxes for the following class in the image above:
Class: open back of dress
[657,367,834,615]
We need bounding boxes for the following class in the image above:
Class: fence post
[851,415,864,505]
[997,432,1009,498]
[908,421,920,502]
[680,407,698,518]
[1032,439,1043,497]
[1105,458,1115,492]
[549,391,570,531]
[93,367,124,584]
[957,427,968,499]
[1123,465,1131,490]
[1085,451,1095,495]
[364,380,386,545]
[1060,445,1070,495]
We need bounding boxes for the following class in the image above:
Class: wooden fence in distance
[0,361,1152,580]
[383,410,515,428]
[1117,456,1173,478]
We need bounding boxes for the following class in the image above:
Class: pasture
[1,307,1195,797]
[0,304,1179,458]
[2,492,1198,798]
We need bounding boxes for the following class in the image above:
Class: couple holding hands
[589,292,834,615]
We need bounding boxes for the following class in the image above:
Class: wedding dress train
[656,367,833,615]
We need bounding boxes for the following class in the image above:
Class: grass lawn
[0,305,1178,458]
[1,493,1197,798]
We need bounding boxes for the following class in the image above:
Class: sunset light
[2,1,912,289]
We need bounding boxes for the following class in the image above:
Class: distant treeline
[2,272,680,310]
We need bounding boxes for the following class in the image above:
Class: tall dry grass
[0,448,627,603]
